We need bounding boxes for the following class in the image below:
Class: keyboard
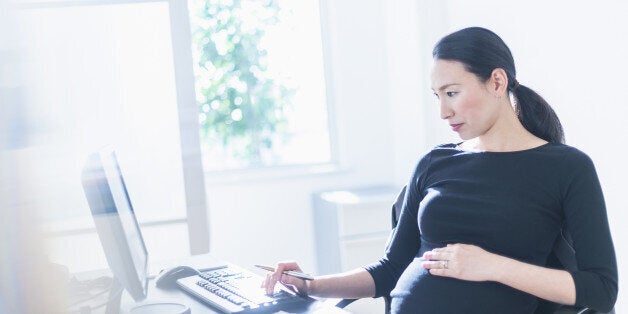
[176,265,311,313]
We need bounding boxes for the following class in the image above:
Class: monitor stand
[105,277,190,314]
[105,277,123,314]
[128,302,191,314]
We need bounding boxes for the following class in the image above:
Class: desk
[122,281,347,314]
[73,254,348,314]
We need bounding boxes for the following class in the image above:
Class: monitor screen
[81,147,149,301]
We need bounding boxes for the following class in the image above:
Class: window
[19,1,189,222]
[188,0,333,171]
[17,0,206,271]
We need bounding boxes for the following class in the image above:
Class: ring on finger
[441,260,449,269]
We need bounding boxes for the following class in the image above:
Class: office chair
[335,186,615,314]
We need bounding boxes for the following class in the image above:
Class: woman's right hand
[261,261,310,296]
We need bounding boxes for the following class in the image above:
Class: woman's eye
[446,91,457,97]
[433,92,439,99]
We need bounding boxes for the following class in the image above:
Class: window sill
[204,162,350,185]
[41,214,188,237]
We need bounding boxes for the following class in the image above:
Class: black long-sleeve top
[365,143,617,313]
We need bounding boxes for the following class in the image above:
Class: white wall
[206,0,627,311]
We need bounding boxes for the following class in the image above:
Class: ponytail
[434,27,565,143]
[511,83,565,143]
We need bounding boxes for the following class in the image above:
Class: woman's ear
[488,68,509,98]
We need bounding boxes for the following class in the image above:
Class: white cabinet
[312,186,400,314]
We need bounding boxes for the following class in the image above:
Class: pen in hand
[254,265,314,281]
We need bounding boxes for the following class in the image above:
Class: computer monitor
[81,146,149,302]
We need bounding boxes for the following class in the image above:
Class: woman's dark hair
[433,27,564,144]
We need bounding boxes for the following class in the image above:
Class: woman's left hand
[421,243,505,282]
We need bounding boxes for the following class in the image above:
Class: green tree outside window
[190,0,297,170]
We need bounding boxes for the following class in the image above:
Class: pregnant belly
[389,258,537,314]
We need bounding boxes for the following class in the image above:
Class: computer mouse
[155,266,201,289]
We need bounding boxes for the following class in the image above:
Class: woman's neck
[461,103,547,152]
[460,136,547,152]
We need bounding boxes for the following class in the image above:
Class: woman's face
[430,59,502,140]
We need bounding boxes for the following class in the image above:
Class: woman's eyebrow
[431,83,460,91]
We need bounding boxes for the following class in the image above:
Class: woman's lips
[450,123,463,132]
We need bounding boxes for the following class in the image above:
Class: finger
[272,262,302,294]
[427,247,453,254]
[421,260,447,269]
[276,261,302,272]
[274,261,299,280]
[275,261,304,281]
[429,268,450,277]
[272,267,284,286]
[272,263,293,292]
[265,273,276,295]
[422,250,452,261]
[422,248,439,259]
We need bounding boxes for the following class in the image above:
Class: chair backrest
[390,186,406,230]
[386,186,613,314]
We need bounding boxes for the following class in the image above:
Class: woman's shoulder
[415,143,459,163]
[542,142,594,164]
[410,144,457,174]
[429,143,459,154]
[517,143,598,177]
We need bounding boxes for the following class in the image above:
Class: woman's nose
[439,101,453,120]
